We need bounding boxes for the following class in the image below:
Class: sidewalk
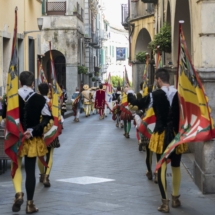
[0,114,215,215]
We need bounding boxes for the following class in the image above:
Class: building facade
[122,0,155,93]
[40,0,85,99]
[124,0,215,194]
[102,26,131,83]
[0,0,43,96]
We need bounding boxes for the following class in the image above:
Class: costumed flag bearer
[2,8,52,214]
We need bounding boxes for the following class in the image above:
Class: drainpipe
[80,38,83,85]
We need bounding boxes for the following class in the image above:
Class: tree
[111,76,123,88]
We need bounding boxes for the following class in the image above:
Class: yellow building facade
[127,1,155,93]
[0,0,43,95]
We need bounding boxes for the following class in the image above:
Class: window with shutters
[28,38,35,74]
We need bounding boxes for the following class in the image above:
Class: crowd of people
[0,68,186,214]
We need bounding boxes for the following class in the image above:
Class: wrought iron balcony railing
[141,0,158,3]
[46,1,66,15]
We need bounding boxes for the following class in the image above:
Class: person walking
[71,87,83,122]
[128,68,187,213]
[2,71,52,214]
[94,84,106,119]
[82,84,91,117]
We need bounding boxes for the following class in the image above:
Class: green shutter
[102,49,105,65]
[42,0,45,15]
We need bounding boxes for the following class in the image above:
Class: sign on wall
[116,47,126,61]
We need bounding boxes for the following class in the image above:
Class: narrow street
[0,114,215,215]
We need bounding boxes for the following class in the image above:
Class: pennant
[142,55,149,96]
[43,42,62,146]
[4,7,24,178]
[156,24,215,171]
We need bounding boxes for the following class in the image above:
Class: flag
[137,107,156,139]
[106,73,112,93]
[117,79,121,88]
[37,58,47,85]
[4,7,24,178]
[43,42,62,146]
[152,47,162,91]
[124,66,130,87]
[156,24,215,171]
[142,55,149,96]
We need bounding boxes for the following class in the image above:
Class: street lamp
[24,17,43,34]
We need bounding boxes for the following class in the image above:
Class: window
[28,37,35,74]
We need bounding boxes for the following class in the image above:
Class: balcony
[89,32,100,48]
[141,0,158,3]
[73,2,84,22]
[46,1,66,16]
[121,4,129,30]
[100,30,108,41]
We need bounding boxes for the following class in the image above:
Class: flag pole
[176,21,184,88]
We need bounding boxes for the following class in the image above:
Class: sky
[104,0,128,29]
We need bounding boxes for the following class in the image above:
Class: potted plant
[148,23,171,53]
[92,77,96,82]
[89,73,93,78]
[136,51,147,63]
[78,65,88,74]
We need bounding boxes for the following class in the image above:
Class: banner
[43,42,62,145]
[124,66,130,87]
[37,58,47,85]
[156,24,215,170]
[4,7,24,178]
[142,55,149,96]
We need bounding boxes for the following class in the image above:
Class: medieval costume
[90,87,96,115]
[94,87,106,119]
[120,90,134,138]
[71,90,83,122]
[128,85,188,213]
[112,90,123,128]
[37,82,61,188]
[82,84,91,117]
[2,84,52,214]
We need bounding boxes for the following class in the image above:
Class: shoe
[171,195,181,208]
[146,171,153,180]
[12,192,24,212]
[125,133,130,138]
[120,123,124,128]
[75,118,79,122]
[139,143,143,151]
[157,199,170,213]
[123,133,127,136]
[43,175,51,187]
[154,172,158,184]
[26,200,38,214]
[39,173,45,183]
[116,123,119,127]
[142,145,146,151]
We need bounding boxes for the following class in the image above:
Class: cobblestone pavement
[1,114,215,215]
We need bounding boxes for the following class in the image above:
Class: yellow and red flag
[4,7,24,177]
[37,58,47,85]
[43,42,62,145]
[124,66,130,87]
[137,107,156,139]
[142,55,149,96]
[156,24,215,170]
